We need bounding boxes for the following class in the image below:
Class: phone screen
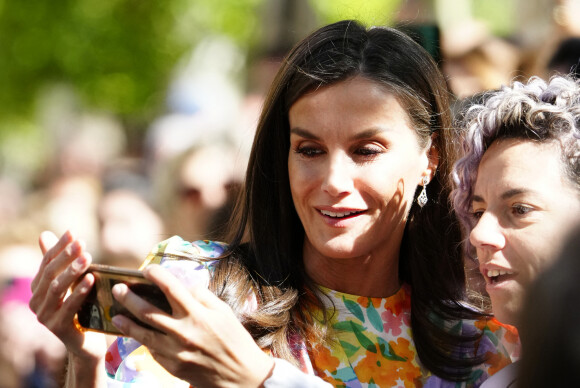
[75,264,172,335]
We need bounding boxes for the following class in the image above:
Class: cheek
[369,170,416,203]
[288,161,311,205]
[358,179,394,203]
[288,160,299,188]
[506,235,550,287]
[289,159,321,190]
[517,224,570,272]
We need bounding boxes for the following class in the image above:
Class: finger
[30,250,93,313]
[32,239,87,295]
[142,265,210,313]
[62,271,96,317]
[39,231,60,255]
[40,230,75,262]
[34,272,96,333]
[52,250,93,301]
[44,239,88,281]
[111,282,172,333]
[188,280,226,309]
[32,231,75,291]
[110,295,168,348]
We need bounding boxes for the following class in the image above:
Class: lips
[481,267,516,285]
[320,209,365,218]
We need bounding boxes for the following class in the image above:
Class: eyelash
[511,204,533,216]
[470,204,534,221]
[355,146,382,156]
[294,145,383,158]
[471,210,483,220]
[294,146,322,157]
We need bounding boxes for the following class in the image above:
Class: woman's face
[288,76,435,263]
[470,138,580,327]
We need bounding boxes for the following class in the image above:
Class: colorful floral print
[302,285,518,387]
[105,237,519,387]
[105,236,223,384]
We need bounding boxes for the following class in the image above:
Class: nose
[321,153,354,197]
[469,212,506,252]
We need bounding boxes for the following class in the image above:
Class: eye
[352,143,384,159]
[355,146,382,156]
[512,203,533,216]
[470,209,484,220]
[295,145,323,158]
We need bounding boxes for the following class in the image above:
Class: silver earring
[417,176,429,208]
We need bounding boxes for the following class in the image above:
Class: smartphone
[75,264,172,335]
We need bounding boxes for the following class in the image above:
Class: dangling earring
[417,176,429,208]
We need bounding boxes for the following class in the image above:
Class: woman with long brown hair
[30,20,514,387]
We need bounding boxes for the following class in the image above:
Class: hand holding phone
[76,264,172,335]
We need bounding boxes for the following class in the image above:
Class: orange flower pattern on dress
[492,319,519,345]
[474,317,521,361]
[485,350,513,376]
[357,296,383,309]
[104,237,520,387]
[313,344,341,374]
[304,284,518,387]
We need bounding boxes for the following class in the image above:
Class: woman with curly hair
[452,74,580,386]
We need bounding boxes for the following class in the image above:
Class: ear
[420,138,439,185]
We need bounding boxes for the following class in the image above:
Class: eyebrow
[472,188,531,204]
[289,127,389,141]
[290,127,319,140]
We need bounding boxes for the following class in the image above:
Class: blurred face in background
[174,144,237,240]
[469,139,580,326]
[99,189,164,268]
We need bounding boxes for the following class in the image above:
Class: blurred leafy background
[0,0,553,187]
[0,0,406,131]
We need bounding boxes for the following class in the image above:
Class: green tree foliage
[0,0,262,132]
[309,0,402,27]
[0,0,403,136]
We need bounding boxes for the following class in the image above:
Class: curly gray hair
[451,75,580,258]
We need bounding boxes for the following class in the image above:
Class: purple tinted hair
[451,75,580,258]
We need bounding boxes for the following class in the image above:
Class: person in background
[517,222,580,387]
[152,142,242,242]
[547,37,580,79]
[97,163,165,269]
[452,74,580,386]
[30,20,514,387]
[0,243,66,388]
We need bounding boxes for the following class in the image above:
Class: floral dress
[303,286,519,387]
[104,237,519,387]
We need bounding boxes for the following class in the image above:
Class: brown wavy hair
[210,20,487,381]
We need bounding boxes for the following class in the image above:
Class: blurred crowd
[0,0,579,386]
[0,36,280,387]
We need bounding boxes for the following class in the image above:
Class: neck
[303,242,401,298]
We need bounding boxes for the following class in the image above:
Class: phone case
[75,264,172,335]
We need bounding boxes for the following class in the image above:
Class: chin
[490,291,524,327]
[491,305,520,327]
[318,242,361,259]
[322,247,357,259]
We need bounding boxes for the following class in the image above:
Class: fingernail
[71,240,83,254]
[71,256,86,272]
[111,316,124,331]
[77,276,91,293]
[112,283,127,298]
